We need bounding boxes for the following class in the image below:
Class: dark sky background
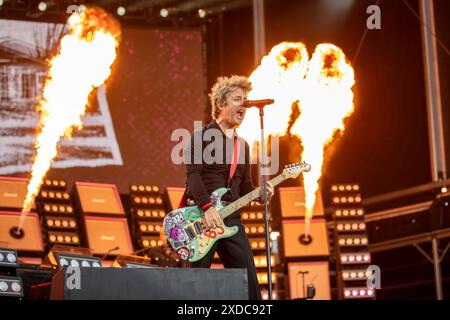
[206,0,450,206]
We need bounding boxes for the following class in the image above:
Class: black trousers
[189,215,261,300]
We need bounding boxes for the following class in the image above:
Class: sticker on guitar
[204,226,225,239]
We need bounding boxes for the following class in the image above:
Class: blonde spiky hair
[209,75,252,119]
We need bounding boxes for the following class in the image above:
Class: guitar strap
[177,135,240,209]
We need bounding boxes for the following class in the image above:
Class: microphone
[100,246,120,261]
[132,247,152,255]
[243,99,275,108]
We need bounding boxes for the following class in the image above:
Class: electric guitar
[163,161,311,262]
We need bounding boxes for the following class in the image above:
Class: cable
[352,0,382,67]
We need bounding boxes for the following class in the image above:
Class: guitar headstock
[282,161,311,179]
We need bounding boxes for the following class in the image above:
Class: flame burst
[239,42,355,235]
[20,7,120,222]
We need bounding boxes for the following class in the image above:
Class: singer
[184,75,274,300]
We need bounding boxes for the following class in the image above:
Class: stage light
[0,249,18,268]
[38,1,47,12]
[257,212,263,219]
[331,185,338,191]
[0,0,3,7]
[342,269,368,281]
[343,287,375,299]
[117,6,126,16]
[141,237,162,247]
[257,273,276,284]
[441,186,448,193]
[340,253,371,264]
[249,213,256,219]
[46,217,77,229]
[337,222,366,232]
[44,246,101,270]
[198,9,206,18]
[270,231,280,240]
[48,232,80,245]
[160,8,169,17]
[0,276,23,297]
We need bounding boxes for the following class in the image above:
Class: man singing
[185,75,274,300]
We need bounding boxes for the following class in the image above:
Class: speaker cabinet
[0,211,44,253]
[281,218,329,258]
[83,216,133,255]
[287,261,331,300]
[50,267,249,300]
[279,187,324,218]
[75,182,124,215]
[0,177,35,210]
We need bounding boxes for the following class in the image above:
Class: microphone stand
[255,102,274,300]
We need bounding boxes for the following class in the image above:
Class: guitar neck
[219,173,286,220]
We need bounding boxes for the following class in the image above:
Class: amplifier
[0,177,35,210]
[83,216,133,255]
[75,182,124,215]
[166,187,185,210]
[0,211,44,253]
[281,218,329,258]
[50,267,249,300]
[279,187,324,218]
[287,261,331,300]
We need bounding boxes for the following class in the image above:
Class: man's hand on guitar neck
[203,206,223,229]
